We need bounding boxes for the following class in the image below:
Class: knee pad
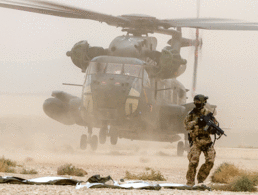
[206,161,214,169]
[189,162,198,168]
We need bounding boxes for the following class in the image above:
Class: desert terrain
[0,114,257,195]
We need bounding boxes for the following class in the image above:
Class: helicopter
[1,0,258,155]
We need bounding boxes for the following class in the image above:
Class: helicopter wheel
[90,135,98,151]
[110,128,118,145]
[99,127,107,144]
[80,134,87,150]
[177,141,184,156]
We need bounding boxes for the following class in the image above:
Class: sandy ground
[0,115,258,194]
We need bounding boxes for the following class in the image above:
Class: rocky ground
[0,116,257,194]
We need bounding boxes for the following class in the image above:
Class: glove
[187,121,197,130]
[208,127,217,134]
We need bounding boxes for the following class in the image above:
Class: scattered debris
[57,164,87,177]
[0,176,80,185]
[125,167,166,181]
[0,156,17,173]
[211,162,241,183]
[20,168,38,174]
[0,175,210,191]
[211,162,258,192]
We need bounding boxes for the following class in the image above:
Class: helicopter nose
[83,74,142,120]
[91,78,130,109]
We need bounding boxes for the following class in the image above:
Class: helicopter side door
[158,80,187,134]
[138,70,153,127]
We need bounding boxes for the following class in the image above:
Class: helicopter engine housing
[108,35,157,59]
[66,41,106,72]
[156,46,187,79]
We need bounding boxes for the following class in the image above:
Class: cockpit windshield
[106,63,123,74]
[124,64,141,77]
[88,62,142,78]
[89,63,106,74]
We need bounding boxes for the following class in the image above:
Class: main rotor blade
[0,0,84,19]
[0,0,129,27]
[1,0,258,33]
[162,18,258,31]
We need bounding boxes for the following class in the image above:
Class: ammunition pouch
[188,133,193,147]
[195,137,213,150]
[200,142,213,151]
[196,134,210,139]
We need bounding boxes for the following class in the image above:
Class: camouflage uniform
[184,107,217,186]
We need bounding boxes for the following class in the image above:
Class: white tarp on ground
[76,180,161,190]
[0,176,210,191]
[76,180,210,191]
[0,176,80,185]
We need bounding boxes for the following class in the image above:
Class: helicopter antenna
[192,0,201,98]
[197,0,200,18]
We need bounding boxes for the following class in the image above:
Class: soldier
[184,94,218,186]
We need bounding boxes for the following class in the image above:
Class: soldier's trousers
[186,144,216,186]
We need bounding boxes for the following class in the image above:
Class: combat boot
[186,182,195,187]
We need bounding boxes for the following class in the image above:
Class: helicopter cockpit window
[89,62,106,74]
[89,62,143,77]
[124,64,142,77]
[84,74,92,93]
[106,63,123,74]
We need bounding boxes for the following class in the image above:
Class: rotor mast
[192,0,201,98]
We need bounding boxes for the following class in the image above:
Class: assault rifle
[199,112,227,137]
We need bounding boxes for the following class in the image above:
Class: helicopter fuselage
[42,33,193,149]
[79,55,187,142]
[43,34,191,147]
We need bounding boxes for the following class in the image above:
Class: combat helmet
[193,94,208,109]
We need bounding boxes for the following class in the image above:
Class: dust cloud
[0,94,176,163]
[0,105,187,183]
[1,94,257,157]
[0,2,258,193]
[0,96,258,195]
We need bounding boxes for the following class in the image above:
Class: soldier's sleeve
[184,112,196,131]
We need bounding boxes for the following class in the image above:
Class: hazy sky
[0,0,258,131]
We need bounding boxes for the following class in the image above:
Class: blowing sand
[0,115,257,194]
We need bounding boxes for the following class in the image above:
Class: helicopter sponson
[43,91,87,126]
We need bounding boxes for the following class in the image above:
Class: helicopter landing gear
[99,126,108,144]
[80,126,98,151]
[177,141,184,156]
[109,127,118,145]
[90,135,98,151]
[80,134,87,150]
[177,134,190,156]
